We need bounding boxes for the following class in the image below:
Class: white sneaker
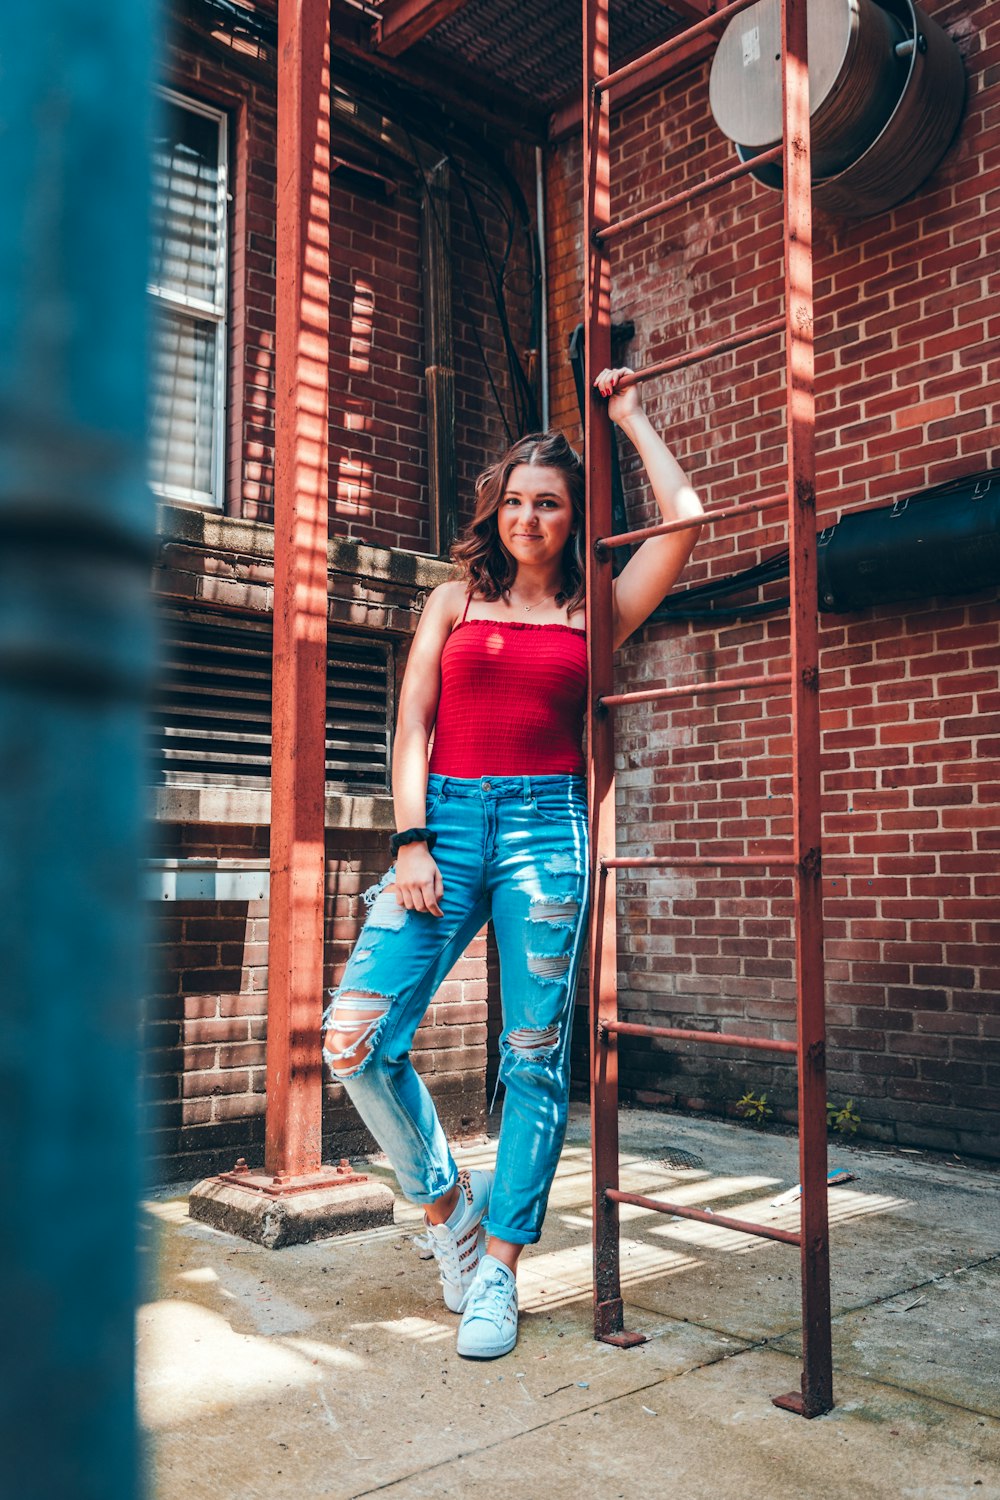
[456,1253,518,1359]
[426,1168,493,1313]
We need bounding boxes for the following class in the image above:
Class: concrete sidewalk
[139,1106,1000,1499]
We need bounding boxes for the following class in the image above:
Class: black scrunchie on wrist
[389,827,438,857]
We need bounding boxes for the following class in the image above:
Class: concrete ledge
[156,501,455,590]
[148,786,396,831]
[188,1175,395,1249]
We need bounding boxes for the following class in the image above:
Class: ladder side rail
[778,0,834,1419]
[583,0,629,1346]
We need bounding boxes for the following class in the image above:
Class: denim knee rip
[492,889,580,1089]
[365,882,407,931]
[322,991,394,1078]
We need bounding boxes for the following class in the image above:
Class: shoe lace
[428,1230,460,1285]
[469,1267,512,1322]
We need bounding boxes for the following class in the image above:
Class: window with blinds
[151,607,393,792]
[149,90,228,508]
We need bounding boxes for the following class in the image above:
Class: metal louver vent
[152,606,392,791]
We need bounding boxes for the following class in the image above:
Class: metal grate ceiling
[151,606,392,791]
[392,0,691,110]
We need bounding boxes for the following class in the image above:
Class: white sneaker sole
[456,1324,517,1360]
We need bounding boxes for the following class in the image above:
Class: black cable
[356,67,542,438]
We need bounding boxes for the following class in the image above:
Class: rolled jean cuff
[485,1220,541,1246]
[403,1172,458,1207]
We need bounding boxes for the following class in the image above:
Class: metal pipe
[595,0,762,94]
[583,0,628,1346]
[780,0,834,1419]
[622,316,785,387]
[599,144,784,244]
[535,145,550,430]
[596,490,788,550]
[602,1021,799,1054]
[606,1190,802,1246]
[600,669,792,709]
[601,853,796,869]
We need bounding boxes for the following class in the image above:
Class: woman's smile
[497,463,575,562]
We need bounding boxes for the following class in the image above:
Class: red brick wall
[329,184,428,550]
[164,9,537,550]
[548,0,999,1157]
[146,822,486,1182]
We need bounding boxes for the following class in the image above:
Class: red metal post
[584,0,639,1347]
[774,0,834,1418]
[266,0,332,1180]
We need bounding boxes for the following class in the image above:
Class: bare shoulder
[423,578,469,626]
[413,579,470,641]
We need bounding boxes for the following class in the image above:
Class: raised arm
[595,367,704,648]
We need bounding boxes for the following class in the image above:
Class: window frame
[149,86,229,511]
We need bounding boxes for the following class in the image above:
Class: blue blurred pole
[0,5,154,1498]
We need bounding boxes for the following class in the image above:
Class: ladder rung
[594,0,762,95]
[600,669,791,710]
[606,1189,801,1246]
[622,316,785,387]
[596,490,788,552]
[601,1020,798,1055]
[599,146,784,246]
[601,853,796,870]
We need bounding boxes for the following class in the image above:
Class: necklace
[507,588,559,613]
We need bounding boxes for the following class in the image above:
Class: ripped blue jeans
[322,774,589,1245]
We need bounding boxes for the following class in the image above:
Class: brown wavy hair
[451,431,586,613]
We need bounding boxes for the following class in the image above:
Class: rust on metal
[265,0,332,1182]
[215,1160,369,1197]
[599,1333,647,1348]
[583,0,833,1418]
[597,488,788,550]
[595,0,761,94]
[600,669,792,710]
[772,1390,808,1416]
[584,0,625,1340]
[599,143,784,244]
[602,853,796,869]
[623,315,785,388]
[606,1189,802,1247]
[781,0,834,1417]
[604,1020,798,1054]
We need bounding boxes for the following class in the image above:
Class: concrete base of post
[188,1171,395,1249]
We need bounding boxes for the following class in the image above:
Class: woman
[323,369,703,1359]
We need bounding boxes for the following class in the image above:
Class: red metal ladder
[583,0,833,1417]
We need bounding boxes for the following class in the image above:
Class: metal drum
[710,0,966,218]
[815,0,966,217]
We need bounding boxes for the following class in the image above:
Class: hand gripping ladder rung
[583,0,833,1418]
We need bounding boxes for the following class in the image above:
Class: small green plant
[827,1098,861,1136]
[736,1089,773,1127]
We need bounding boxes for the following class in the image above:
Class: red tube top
[428,620,587,777]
